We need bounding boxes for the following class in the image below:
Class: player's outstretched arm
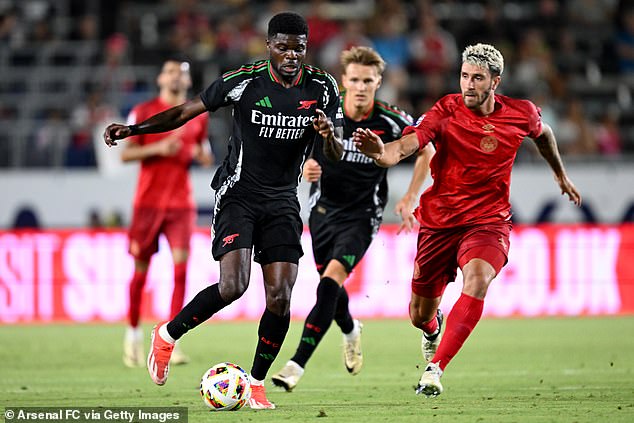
[104,98,208,147]
[394,143,435,234]
[353,129,419,168]
[120,132,183,162]
[313,108,343,161]
[532,123,582,206]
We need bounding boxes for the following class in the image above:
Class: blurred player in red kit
[121,59,213,368]
[354,43,581,397]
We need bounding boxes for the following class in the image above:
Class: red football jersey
[127,97,208,209]
[403,93,542,228]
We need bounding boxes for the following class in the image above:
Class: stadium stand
[0,0,632,169]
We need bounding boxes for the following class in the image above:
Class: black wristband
[128,124,140,136]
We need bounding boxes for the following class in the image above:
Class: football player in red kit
[354,43,581,397]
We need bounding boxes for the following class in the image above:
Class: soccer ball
[200,362,252,411]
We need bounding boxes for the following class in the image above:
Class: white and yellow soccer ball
[200,362,252,411]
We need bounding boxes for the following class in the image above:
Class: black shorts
[309,205,379,274]
[212,191,303,265]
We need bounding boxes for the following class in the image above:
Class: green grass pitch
[1,317,633,422]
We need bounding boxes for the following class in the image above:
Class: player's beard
[464,83,493,110]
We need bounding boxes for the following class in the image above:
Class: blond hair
[340,46,386,75]
[462,43,504,76]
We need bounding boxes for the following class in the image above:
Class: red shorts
[128,207,195,260]
[411,222,512,298]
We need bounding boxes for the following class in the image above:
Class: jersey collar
[267,60,304,87]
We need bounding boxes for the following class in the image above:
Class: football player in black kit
[272,46,435,391]
[103,12,343,410]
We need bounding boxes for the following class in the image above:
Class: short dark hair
[267,12,308,38]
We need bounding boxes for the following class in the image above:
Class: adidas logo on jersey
[255,96,273,108]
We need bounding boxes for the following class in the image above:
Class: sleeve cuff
[402,126,426,150]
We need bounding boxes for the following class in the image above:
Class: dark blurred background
[1,0,632,169]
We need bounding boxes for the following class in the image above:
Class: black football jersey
[309,96,413,216]
[200,60,343,197]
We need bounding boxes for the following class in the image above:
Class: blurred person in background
[0,7,24,48]
[459,0,513,50]
[30,108,71,168]
[368,0,411,104]
[556,98,597,156]
[119,58,212,369]
[305,0,340,53]
[511,28,555,94]
[94,33,135,96]
[595,106,623,156]
[320,19,373,74]
[408,10,458,77]
[271,46,434,391]
[565,0,616,30]
[69,88,118,168]
[354,43,581,397]
[69,14,99,41]
[615,6,634,74]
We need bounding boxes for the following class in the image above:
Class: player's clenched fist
[104,123,132,147]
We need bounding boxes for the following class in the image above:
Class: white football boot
[415,362,444,397]
[271,360,304,391]
[123,327,145,368]
[343,319,363,375]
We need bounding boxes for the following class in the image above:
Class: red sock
[128,270,148,327]
[170,262,187,319]
[432,293,484,371]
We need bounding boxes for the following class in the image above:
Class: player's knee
[218,273,250,303]
[171,248,189,263]
[462,275,490,299]
[409,303,434,329]
[409,300,440,329]
[220,286,247,303]
[265,283,293,315]
[461,258,497,298]
[315,277,340,304]
[266,295,291,316]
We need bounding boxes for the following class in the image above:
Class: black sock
[251,308,291,380]
[334,286,354,334]
[291,277,341,368]
[167,283,229,340]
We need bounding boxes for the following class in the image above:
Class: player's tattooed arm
[104,98,207,146]
[394,143,435,234]
[313,108,343,161]
[532,123,582,206]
